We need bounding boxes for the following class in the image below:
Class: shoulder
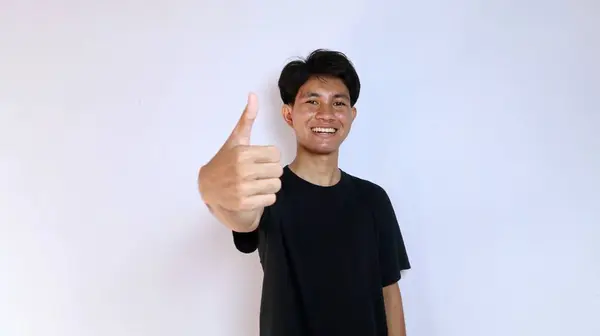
[343,171,389,199]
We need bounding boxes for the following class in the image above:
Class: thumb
[227,93,258,146]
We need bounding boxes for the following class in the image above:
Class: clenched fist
[198,93,283,214]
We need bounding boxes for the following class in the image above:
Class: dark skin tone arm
[383,282,407,336]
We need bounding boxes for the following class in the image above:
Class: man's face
[282,76,357,155]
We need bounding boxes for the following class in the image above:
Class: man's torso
[249,166,389,336]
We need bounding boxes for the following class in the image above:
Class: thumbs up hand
[199,93,283,215]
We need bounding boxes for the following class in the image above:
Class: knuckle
[274,164,284,177]
[232,164,242,178]
[272,178,282,191]
[235,154,246,165]
[236,198,248,211]
[233,194,249,211]
[232,146,248,163]
[233,163,248,179]
[231,145,242,155]
[269,146,281,161]
[233,180,246,197]
[264,194,277,206]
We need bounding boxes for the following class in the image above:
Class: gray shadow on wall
[263,75,296,165]
[164,218,260,334]
[192,216,262,336]
[142,78,294,336]
[89,212,263,336]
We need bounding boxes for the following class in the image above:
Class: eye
[306,100,318,105]
[333,101,347,106]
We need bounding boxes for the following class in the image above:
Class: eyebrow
[302,91,351,100]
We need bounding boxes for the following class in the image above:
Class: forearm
[206,203,262,232]
[383,283,407,336]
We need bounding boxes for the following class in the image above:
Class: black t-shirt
[233,166,411,336]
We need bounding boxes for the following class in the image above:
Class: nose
[315,105,335,121]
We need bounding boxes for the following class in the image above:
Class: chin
[310,148,338,155]
[300,143,341,156]
[294,131,346,155]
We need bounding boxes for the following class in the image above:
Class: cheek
[302,105,318,116]
[335,111,351,123]
[291,108,315,123]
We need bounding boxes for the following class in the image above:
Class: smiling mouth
[311,127,338,134]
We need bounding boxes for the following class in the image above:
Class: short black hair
[278,49,361,106]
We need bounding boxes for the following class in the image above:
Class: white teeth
[311,127,337,134]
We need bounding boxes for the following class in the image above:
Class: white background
[1,0,599,335]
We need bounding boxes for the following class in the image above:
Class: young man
[198,49,411,336]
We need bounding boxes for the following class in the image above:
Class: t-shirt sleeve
[231,207,269,254]
[373,185,411,287]
[232,229,258,254]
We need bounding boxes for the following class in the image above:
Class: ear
[281,104,293,127]
[351,106,357,121]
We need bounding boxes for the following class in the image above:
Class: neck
[288,146,341,187]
